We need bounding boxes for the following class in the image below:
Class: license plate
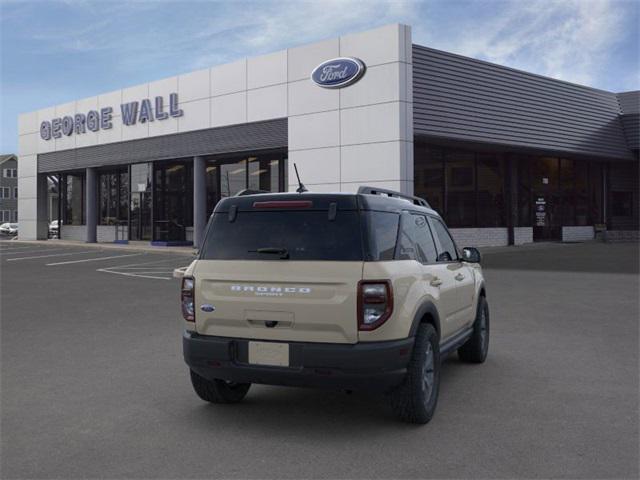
[248,341,289,367]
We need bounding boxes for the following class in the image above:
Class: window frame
[427,215,461,263]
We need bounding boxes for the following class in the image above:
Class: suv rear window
[201,210,364,261]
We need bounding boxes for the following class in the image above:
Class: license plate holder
[248,341,289,367]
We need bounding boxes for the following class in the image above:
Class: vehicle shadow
[180,356,469,434]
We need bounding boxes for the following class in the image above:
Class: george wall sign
[40,93,184,140]
[311,57,366,89]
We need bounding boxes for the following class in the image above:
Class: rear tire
[458,296,489,363]
[389,323,440,424]
[189,370,251,404]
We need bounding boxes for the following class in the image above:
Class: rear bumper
[183,331,414,392]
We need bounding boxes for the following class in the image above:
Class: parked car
[180,186,489,424]
[0,223,18,236]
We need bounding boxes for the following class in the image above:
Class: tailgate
[193,260,363,344]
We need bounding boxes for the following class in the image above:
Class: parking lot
[1,240,638,479]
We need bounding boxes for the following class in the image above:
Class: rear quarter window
[363,211,400,261]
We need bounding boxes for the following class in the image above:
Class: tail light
[358,280,393,331]
[181,277,195,322]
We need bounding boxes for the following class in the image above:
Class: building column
[85,167,97,243]
[36,173,49,239]
[193,156,207,249]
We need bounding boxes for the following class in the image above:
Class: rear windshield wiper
[249,247,290,259]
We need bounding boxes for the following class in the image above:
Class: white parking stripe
[46,253,142,266]
[96,257,188,280]
[96,269,172,280]
[7,250,99,262]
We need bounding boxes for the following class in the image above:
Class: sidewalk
[5,238,197,256]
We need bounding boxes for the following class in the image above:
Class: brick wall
[562,226,594,242]
[514,227,533,245]
[450,228,509,247]
[60,225,86,241]
[604,230,640,242]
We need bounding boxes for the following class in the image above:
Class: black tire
[389,323,440,424]
[189,370,251,404]
[458,296,490,363]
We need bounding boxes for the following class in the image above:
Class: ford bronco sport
[181,186,489,424]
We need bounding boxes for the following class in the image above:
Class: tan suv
[180,186,489,424]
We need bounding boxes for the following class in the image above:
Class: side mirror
[462,247,481,264]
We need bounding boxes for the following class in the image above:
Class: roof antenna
[294,163,308,193]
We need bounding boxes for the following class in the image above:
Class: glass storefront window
[574,161,589,226]
[206,152,286,216]
[62,173,84,225]
[154,161,192,242]
[220,160,247,198]
[589,162,604,224]
[130,163,152,241]
[477,154,505,227]
[445,151,476,228]
[98,169,128,225]
[516,157,532,227]
[414,145,444,215]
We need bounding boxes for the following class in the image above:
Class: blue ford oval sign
[311,57,366,89]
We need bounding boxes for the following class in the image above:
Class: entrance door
[532,157,561,241]
[130,192,152,241]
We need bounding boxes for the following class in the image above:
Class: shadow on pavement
[481,242,639,274]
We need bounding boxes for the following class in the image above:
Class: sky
[1,0,638,153]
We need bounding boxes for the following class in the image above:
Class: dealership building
[17,24,639,247]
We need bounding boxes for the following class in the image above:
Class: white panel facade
[177,98,210,133]
[18,23,413,239]
[287,23,413,193]
[211,92,247,127]
[178,68,210,103]
[211,59,246,96]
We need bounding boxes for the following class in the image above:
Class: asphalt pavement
[1,240,638,479]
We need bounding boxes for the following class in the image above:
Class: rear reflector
[253,200,313,209]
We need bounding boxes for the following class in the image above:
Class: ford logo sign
[311,57,366,89]
[200,304,215,312]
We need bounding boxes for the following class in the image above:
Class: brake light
[253,200,313,209]
[358,280,393,331]
[181,277,195,322]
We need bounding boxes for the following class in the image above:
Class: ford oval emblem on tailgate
[200,304,215,312]
[311,57,366,89]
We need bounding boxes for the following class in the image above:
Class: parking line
[96,257,189,280]
[7,250,99,262]
[47,253,143,266]
[96,269,172,280]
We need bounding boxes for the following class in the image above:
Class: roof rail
[234,189,269,196]
[357,186,431,208]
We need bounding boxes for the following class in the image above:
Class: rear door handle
[455,273,465,281]
[430,277,443,287]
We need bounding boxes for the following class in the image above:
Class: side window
[396,213,438,263]
[430,217,459,262]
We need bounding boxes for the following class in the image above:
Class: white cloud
[414,0,636,89]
